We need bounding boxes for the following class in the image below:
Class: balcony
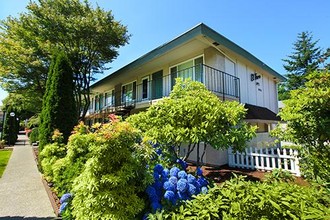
[91,64,240,115]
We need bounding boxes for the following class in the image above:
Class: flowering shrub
[59,193,73,219]
[149,175,330,219]
[71,119,152,219]
[145,162,209,215]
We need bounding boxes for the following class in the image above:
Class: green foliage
[29,127,39,144]
[128,79,256,164]
[2,106,18,145]
[52,123,94,195]
[273,71,330,185]
[39,51,77,150]
[280,31,329,100]
[264,168,294,183]
[0,0,130,119]
[71,120,151,220]
[150,175,330,220]
[27,114,39,129]
[39,142,67,182]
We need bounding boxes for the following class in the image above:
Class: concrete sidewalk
[0,133,55,219]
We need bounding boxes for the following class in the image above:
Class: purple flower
[196,167,203,176]
[187,174,196,184]
[164,190,176,204]
[178,170,187,179]
[201,186,208,194]
[170,167,180,177]
[188,183,197,196]
[163,181,176,192]
[153,172,160,181]
[169,176,178,185]
[60,193,72,204]
[177,179,188,193]
[154,164,164,174]
[59,202,68,214]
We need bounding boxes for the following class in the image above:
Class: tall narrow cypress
[39,51,77,150]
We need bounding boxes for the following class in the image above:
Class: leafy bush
[52,122,93,195]
[39,142,66,182]
[149,175,330,220]
[71,120,152,219]
[29,127,39,144]
[264,168,295,183]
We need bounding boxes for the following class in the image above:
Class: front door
[152,70,163,99]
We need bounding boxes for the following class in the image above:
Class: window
[122,81,136,103]
[105,90,115,106]
[142,77,149,100]
[95,95,99,111]
[99,94,104,109]
[170,56,203,88]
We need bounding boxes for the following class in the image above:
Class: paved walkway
[0,133,55,219]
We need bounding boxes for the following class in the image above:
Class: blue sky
[1,0,329,104]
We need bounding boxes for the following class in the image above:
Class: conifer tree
[39,51,77,150]
[2,106,18,145]
[279,31,329,100]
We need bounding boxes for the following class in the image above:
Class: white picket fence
[228,147,301,176]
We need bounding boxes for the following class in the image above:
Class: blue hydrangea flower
[163,181,176,192]
[146,186,157,198]
[59,202,68,214]
[156,148,162,155]
[151,201,162,211]
[188,183,197,196]
[169,176,178,185]
[170,167,180,177]
[178,170,187,179]
[153,172,160,181]
[196,167,203,176]
[60,193,72,204]
[154,164,164,174]
[187,174,196,184]
[164,190,176,204]
[177,179,188,193]
[197,177,208,187]
[201,186,208,194]
[176,158,188,170]
[152,143,160,148]
[177,191,189,200]
[162,168,169,178]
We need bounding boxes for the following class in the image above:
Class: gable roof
[92,23,285,88]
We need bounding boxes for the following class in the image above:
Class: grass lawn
[0,150,12,177]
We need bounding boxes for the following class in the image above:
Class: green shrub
[71,120,151,220]
[264,168,295,183]
[29,127,39,144]
[52,122,93,195]
[39,142,66,182]
[150,175,330,220]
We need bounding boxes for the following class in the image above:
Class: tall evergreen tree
[39,51,77,150]
[2,106,18,145]
[279,31,329,100]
